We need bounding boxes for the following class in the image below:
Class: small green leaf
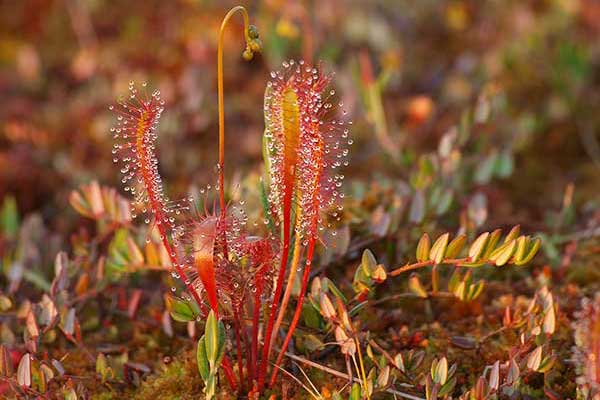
[196,336,209,382]
[323,278,348,304]
[490,239,516,266]
[513,236,528,263]
[445,234,466,259]
[204,311,219,365]
[0,195,19,240]
[468,232,489,262]
[433,357,448,384]
[430,233,449,264]
[481,229,502,260]
[504,225,520,244]
[361,249,377,276]
[165,295,199,322]
[408,274,428,298]
[349,382,362,400]
[438,376,457,396]
[538,355,556,373]
[515,237,541,266]
[416,233,431,262]
[468,281,485,301]
[448,269,461,292]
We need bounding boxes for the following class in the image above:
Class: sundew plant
[7,2,600,400]
[109,6,352,396]
[105,5,548,399]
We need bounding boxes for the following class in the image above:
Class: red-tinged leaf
[489,360,499,391]
[0,345,13,377]
[192,217,219,312]
[128,289,142,319]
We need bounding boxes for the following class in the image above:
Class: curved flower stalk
[258,60,351,388]
[110,5,265,394]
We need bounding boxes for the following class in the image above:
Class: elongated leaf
[445,234,466,259]
[481,229,502,260]
[204,311,219,366]
[1,195,19,239]
[468,232,489,262]
[196,336,209,382]
[515,237,541,266]
[409,274,428,298]
[504,225,520,243]
[448,269,461,292]
[513,236,528,264]
[433,357,448,384]
[349,383,362,400]
[527,346,542,371]
[17,353,31,387]
[490,239,516,266]
[416,233,431,262]
[489,360,499,391]
[430,233,449,264]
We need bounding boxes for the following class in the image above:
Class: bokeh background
[1,0,599,232]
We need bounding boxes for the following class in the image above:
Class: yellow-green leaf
[408,274,428,298]
[490,239,516,266]
[468,232,489,262]
[445,234,466,259]
[416,233,431,262]
[430,233,449,264]
[504,225,520,243]
[481,229,502,260]
[515,237,541,266]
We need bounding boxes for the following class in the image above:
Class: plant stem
[271,217,303,347]
[217,5,251,217]
[271,348,424,400]
[269,236,316,386]
[389,258,470,277]
[258,230,291,389]
[233,308,244,390]
[251,279,263,383]
[354,334,371,400]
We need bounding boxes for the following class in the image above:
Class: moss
[131,348,240,400]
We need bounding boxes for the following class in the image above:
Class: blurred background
[1,0,599,235]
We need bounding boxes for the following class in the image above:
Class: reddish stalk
[269,235,316,386]
[251,277,264,382]
[258,226,291,389]
[233,308,245,388]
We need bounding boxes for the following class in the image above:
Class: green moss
[131,349,234,400]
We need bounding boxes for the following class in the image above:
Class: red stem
[233,308,244,390]
[269,236,316,386]
[257,187,294,389]
[251,279,263,382]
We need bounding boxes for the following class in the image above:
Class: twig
[389,258,469,277]
[277,348,425,400]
